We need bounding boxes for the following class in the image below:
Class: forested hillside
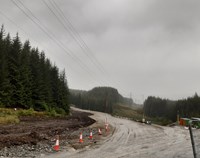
[143,96,176,122]
[143,93,200,122]
[69,87,133,114]
[0,26,69,113]
[176,93,200,118]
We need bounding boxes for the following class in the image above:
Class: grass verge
[0,115,20,124]
[112,104,143,120]
[0,108,63,124]
[112,104,173,126]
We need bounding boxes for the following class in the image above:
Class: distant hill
[69,87,136,114]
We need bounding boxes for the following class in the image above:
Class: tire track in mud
[44,109,195,158]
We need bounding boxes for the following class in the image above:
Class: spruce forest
[143,93,200,122]
[0,26,69,113]
[69,87,134,114]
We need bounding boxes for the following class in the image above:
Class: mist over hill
[69,87,136,113]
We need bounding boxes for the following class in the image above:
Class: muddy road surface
[45,108,194,158]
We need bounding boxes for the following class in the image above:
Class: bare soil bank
[0,110,97,157]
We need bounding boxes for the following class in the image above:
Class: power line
[11,0,101,82]
[40,0,107,84]
[48,0,108,75]
[47,0,128,95]
[0,9,80,74]
[41,0,107,82]
[9,0,128,95]
[43,0,122,90]
[0,10,36,43]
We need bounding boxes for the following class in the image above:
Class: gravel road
[44,108,194,158]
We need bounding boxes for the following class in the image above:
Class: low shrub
[55,107,66,115]
[48,109,57,117]
[17,108,35,116]
[151,117,173,126]
[0,115,20,124]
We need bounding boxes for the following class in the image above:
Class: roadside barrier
[53,135,59,151]
[79,132,83,143]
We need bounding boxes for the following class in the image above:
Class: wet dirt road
[44,109,194,158]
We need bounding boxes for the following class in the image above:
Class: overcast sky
[0,0,200,103]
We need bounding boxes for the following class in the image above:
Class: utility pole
[189,121,197,158]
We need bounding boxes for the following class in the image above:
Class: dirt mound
[0,110,95,151]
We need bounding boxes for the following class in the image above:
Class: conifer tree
[0,25,6,106]
[19,40,33,108]
[0,33,12,106]
[58,69,69,112]
[7,33,24,107]
[0,26,70,113]
[29,48,43,109]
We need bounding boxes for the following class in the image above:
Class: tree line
[144,93,200,122]
[0,25,69,114]
[69,87,133,114]
[176,93,200,118]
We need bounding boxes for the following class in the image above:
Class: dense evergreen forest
[176,93,200,118]
[0,25,69,113]
[144,93,200,122]
[69,87,133,114]
[143,96,176,121]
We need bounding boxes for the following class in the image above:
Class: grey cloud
[0,0,200,103]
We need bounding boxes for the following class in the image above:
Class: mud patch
[0,110,96,157]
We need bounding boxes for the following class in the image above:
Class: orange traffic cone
[79,132,83,143]
[53,135,59,151]
[98,128,102,135]
[89,131,93,139]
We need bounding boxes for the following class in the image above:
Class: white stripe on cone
[79,133,83,143]
[55,139,59,145]
[98,128,102,135]
[89,131,93,139]
[53,136,59,151]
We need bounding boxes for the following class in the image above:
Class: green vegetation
[112,104,171,126]
[0,107,67,124]
[113,94,200,126]
[0,108,33,124]
[0,25,69,114]
[176,93,200,118]
[112,104,143,120]
[69,87,134,114]
[143,96,176,122]
[0,115,19,124]
[70,88,200,126]
[149,117,173,126]
[143,93,200,124]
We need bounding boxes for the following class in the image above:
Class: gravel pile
[0,128,100,158]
